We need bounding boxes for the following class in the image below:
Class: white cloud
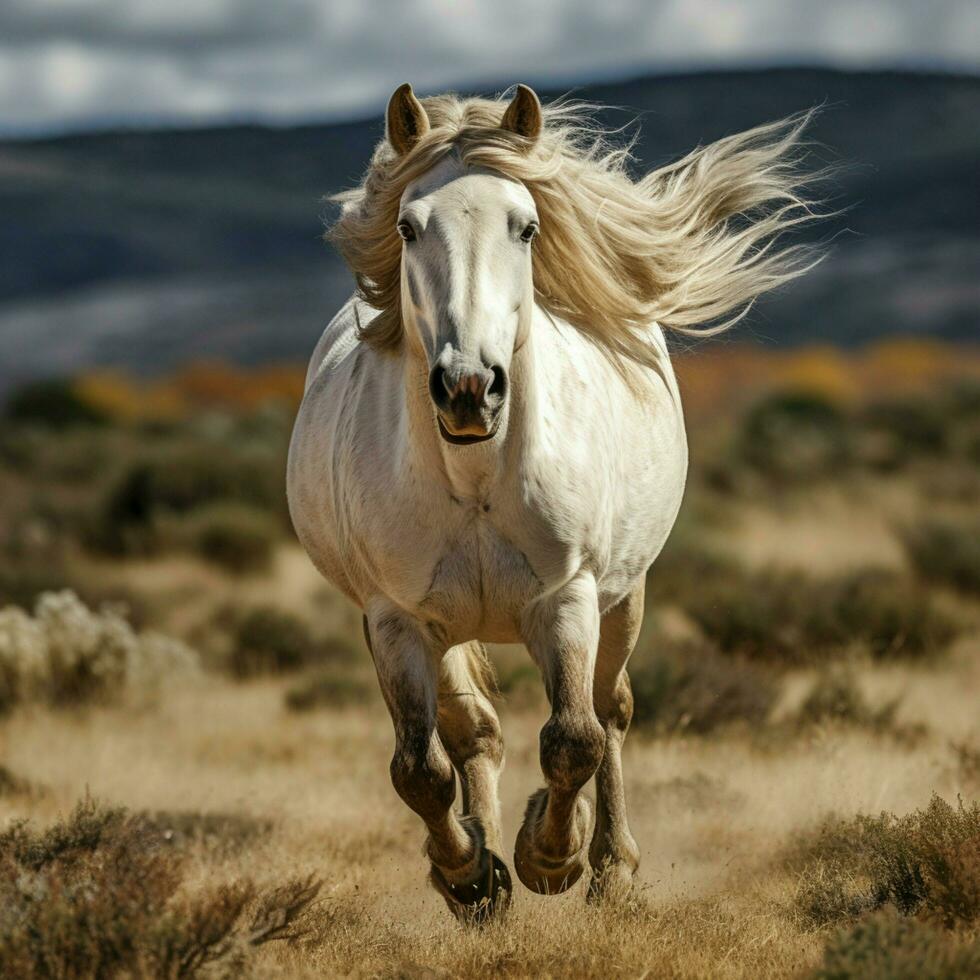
[944,3,980,62]
[0,0,976,132]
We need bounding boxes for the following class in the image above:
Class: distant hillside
[0,67,977,389]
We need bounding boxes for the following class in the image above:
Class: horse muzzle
[429,363,506,445]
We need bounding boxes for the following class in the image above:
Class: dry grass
[809,912,980,980]
[0,654,976,977]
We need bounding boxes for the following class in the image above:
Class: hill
[0,67,977,388]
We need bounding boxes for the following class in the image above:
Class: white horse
[288,83,818,921]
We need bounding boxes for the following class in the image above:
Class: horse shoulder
[514,319,687,600]
[303,296,379,391]
[288,298,384,604]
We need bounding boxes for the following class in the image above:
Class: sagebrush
[0,798,320,979]
[0,590,198,711]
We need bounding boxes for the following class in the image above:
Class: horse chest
[410,508,543,644]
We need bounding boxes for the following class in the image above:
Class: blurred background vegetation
[1,341,977,724]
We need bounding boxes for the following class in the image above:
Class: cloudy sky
[1,0,978,133]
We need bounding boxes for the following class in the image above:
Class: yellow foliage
[74,341,980,425]
[75,372,186,422]
[675,340,980,418]
[776,347,859,404]
[859,338,970,392]
[74,363,307,422]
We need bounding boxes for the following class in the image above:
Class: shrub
[0,798,320,979]
[795,670,901,733]
[284,665,376,711]
[180,503,279,573]
[863,796,980,926]
[903,518,980,595]
[786,795,980,929]
[0,591,198,711]
[0,423,117,483]
[645,531,740,608]
[108,444,280,521]
[94,442,283,556]
[738,390,852,482]
[139,810,273,856]
[818,571,957,661]
[679,567,811,662]
[783,814,876,878]
[630,639,777,734]
[231,607,313,677]
[683,568,957,664]
[496,662,542,696]
[951,741,980,788]
[946,379,980,419]
[858,395,948,470]
[0,560,72,614]
[3,378,108,430]
[0,765,37,799]
[492,659,545,710]
[794,860,873,929]
[0,553,147,631]
[810,912,980,980]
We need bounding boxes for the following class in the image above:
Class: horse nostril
[488,365,507,400]
[428,365,452,408]
[429,364,505,411]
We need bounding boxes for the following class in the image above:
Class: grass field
[1,343,979,977]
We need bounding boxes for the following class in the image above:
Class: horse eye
[520,222,538,244]
[397,221,416,242]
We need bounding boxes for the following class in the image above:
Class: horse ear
[500,84,542,141]
[386,83,430,156]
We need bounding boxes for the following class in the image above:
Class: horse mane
[328,90,826,370]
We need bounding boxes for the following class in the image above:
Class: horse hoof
[514,788,592,895]
[430,848,512,925]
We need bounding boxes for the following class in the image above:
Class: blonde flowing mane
[329,90,824,369]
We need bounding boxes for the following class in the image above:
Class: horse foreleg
[364,607,510,923]
[587,583,643,903]
[437,642,506,855]
[515,572,605,894]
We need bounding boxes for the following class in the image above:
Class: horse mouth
[437,416,500,445]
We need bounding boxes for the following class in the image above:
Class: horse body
[287,82,819,921]
[288,298,687,647]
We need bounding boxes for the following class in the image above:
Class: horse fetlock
[429,817,512,925]
[425,814,481,876]
[589,826,639,877]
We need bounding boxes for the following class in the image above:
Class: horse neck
[399,317,541,498]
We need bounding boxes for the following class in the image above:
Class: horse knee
[540,711,605,791]
[390,731,456,822]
